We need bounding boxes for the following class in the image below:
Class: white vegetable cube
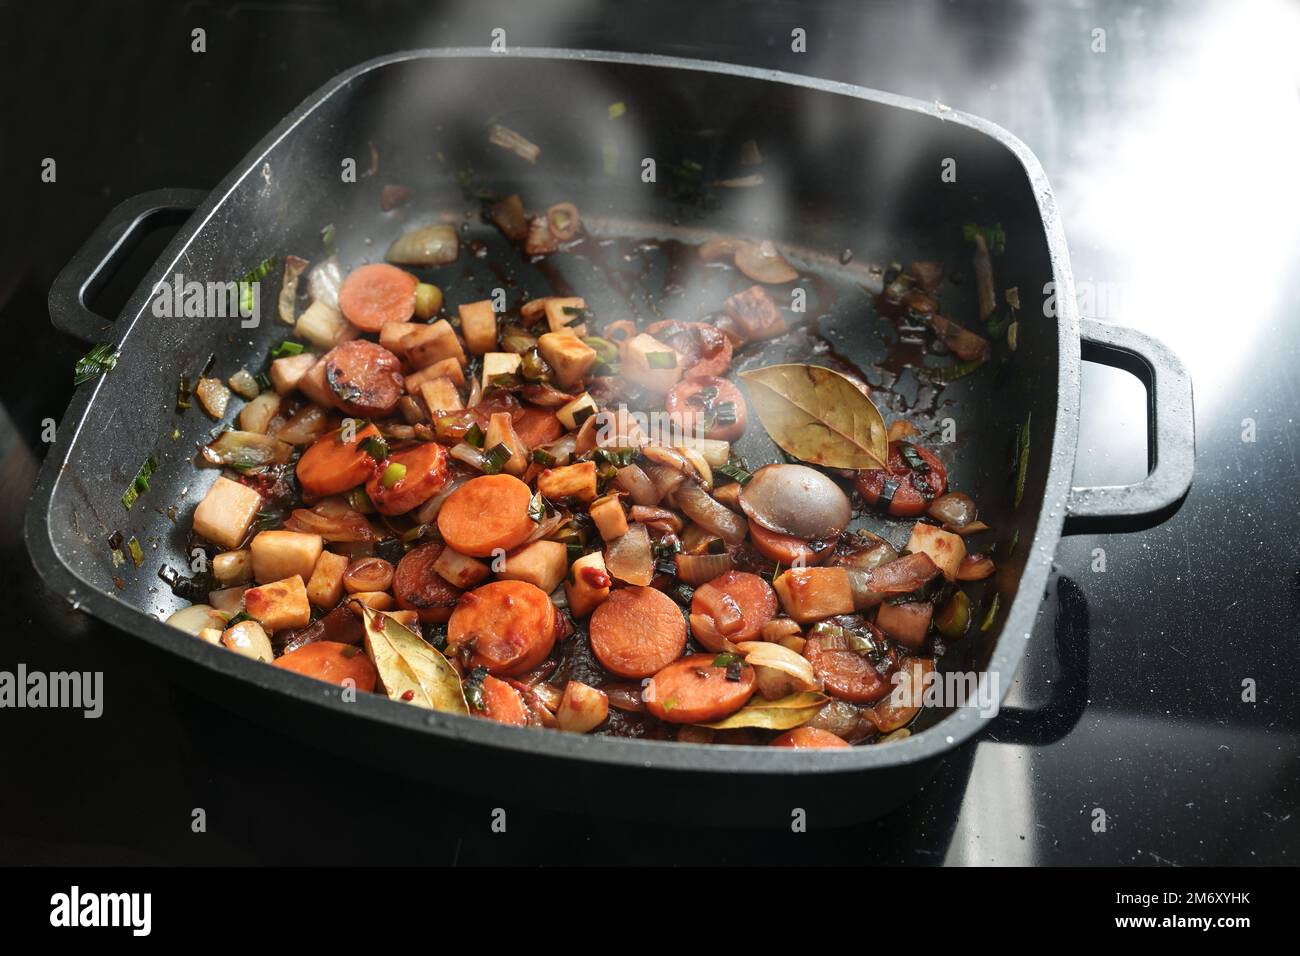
[543,297,587,333]
[498,540,568,595]
[459,299,499,354]
[624,333,683,393]
[537,460,598,503]
[193,476,263,550]
[565,551,611,618]
[243,574,311,632]
[556,681,609,733]
[589,494,628,541]
[432,546,492,589]
[556,392,597,431]
[537,332,598,390]
[269,352,317,394]
[405,319,466,369]
[481,351,522,391]
[906,523,967,582]
[250,530,324,584]
[419,377,463,415]
[305,550,349,609]
[212,549,252,585]
[294,300,357,350]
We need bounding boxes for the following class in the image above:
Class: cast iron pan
[26,49,1193,826]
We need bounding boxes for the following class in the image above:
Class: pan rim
[25,47,1081,776]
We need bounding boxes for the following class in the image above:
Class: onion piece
[270,403,331,446]
[674,481,748,544]
[957,553,996,581]
[602,683,645,713]
[200,430,293,469]
[643,463,686,499]
[546,202,580,241]
[865,552,942,594]
[412,474,468,524]
[165,603,228,636]
[973,234,996,321]
[845,570,886,611]
[449,442,487,471]
[834,540,899,572]
[739,464,851,540]
[537,433,578,468]
[629,505,682,534]
[605,522,654,586]
[307,256,342,310]
[674,551,734,586]
[614,463,659,505]
[734,640,820,695]
[734,240,798,284]
[699,237,747,262]
[277,255,309,325]
[488,123,540,164]
[675,445,712,488]
[195,377,231,419]
[284,506,378,542]
[928,491,978,529]
[387,224,459,266]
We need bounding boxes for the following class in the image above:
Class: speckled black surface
[2,0,1297,863]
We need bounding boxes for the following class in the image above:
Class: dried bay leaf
[696,691,829,731]
[360,604,467,714]
[740,364,888,470]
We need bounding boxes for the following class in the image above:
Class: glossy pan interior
[27,50,1166,826]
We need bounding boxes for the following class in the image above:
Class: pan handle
[1062,320,1195,533]
[47,188,207,343]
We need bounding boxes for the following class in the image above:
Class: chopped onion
[643,463,686,499]
[928,491,978,529]
[387,224,459,266]
[629,505,682,534]
[675,445,712,488]
[413,474,469,524]
[673,481,748,544]
[278,255,309,325]
[674,551,733,587]
[957,553,996,581]
[734,640,820,698]
[307,256,342,310]
[284,506,378,542]
[845,569,886,610]
[200,430,293,469]
[734,240,798,284]
[602,683,645,713]
[449,442,487,471]
[270,403,331,446]
[614,463,659,505]
[605,522,654,586]
[865,552,942,594]
[164,603,228,636]
[835,540,898,572]
[195,377,231,419]
[538,433,578,468]
[488,123,541,164]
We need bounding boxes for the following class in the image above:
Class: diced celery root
[250,530,324,584]
[193,476,263,550]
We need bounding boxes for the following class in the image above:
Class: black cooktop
[2,0,1297,865]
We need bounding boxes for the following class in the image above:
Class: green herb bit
[380,462,406,488]
[360,436,389,461]
[74,343,119,386]
[269,340,304,359]
[645,351,677,369]
[126,537,145,568]
[464,422,486,449]
[121,454,158,511]
[608,101,626,119]
[481,442,511,475]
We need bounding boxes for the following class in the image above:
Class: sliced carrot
[665,376,748,442]
[803,628,893,703]
[747,519,830,567]
[365,441,449,516]
[770,727,850,749]
[474,675,529,726]
[855,441,948,517]
[690,570,778,652]
[436,473,535,557]
[337,263,419,332]
[447,580,558,675]
[589,586,687,679]
[274,640,377,692]
[642,653,756,723]
[393,541,462,623]
[512,405,564,449]
[295,423,384,498]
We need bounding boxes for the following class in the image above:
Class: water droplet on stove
[839,248,854,264]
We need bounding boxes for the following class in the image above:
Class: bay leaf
[739,364,888,470]
[696,690,829,731]
[360,604,468,714]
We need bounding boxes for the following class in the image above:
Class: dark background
[2,0,1298,864]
